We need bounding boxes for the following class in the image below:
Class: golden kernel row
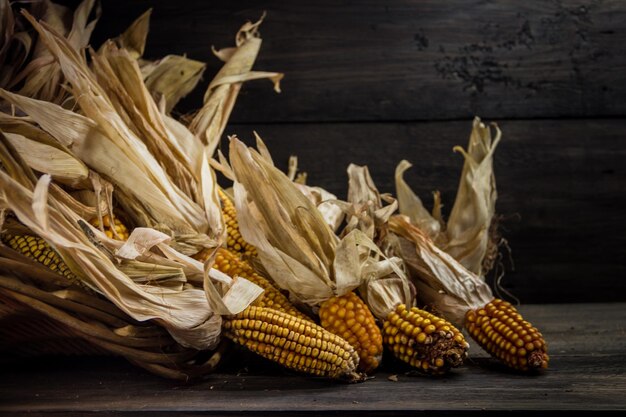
[218,189,257,258]
[2,234,76,281]
[89,214,130,241]
[319,291,383,373]
[383,304,469,374]
[223,306,359,379]
[465,298,549,371]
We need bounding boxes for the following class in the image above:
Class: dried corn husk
[110,8,207,114]
[229,137,401,315]
[12,0,100,104]
[395,117,501,276]
[0,144,262,349]
[0,2,285,377]
[341,164,414,321]
[3,131,89,187]
[112,8,151,60]
[288,155,345,232]
[389,215,493,326]
[3,13,224,253]
[142,55,206,114]
[0,0,32,92]
[189,16,283,156]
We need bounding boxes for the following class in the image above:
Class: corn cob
[1,234,77,282]
[318,291,383,373]
[218,189,257,258]
[465,298,549,371]
[194,247,311,321]
[89,214,130,241]
[383,304,468,374]
[223,305,362,381]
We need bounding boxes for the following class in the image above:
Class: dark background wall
[59,0,625,303]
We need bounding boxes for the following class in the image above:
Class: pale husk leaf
[0,173,217,348]
[395,117,501,276]
[394,159,442,239]
[342,164,414,320]
[16,0,100,104]
[389,215,492,326]
[284,154,344,232]
[359,254,413,321]
[162,113,204,175]
[0,88,200,236]
[113,8,151,59]
[189,16,283,156]
[443,117,501,276]
[115,227,261,316]
[142,55,206,113]
[294,184,345,233]
[3,131,89,186]
[231,138,377,308]
[90,42,199,200]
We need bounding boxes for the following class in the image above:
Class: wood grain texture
[1,303,624,415]
[224,118,626,303]
[75,0,626,122]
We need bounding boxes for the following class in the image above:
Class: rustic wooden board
[1,303,624,415]
[223,118,626,303]
[76,0,626,122]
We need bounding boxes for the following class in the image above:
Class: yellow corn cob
[318,291,383,373]
[1,234,77,282]
[218,189,257,258]
[383,304,469,374]
[194,247,311,321]
[465,298,549,371]
[89,214,130,241]
[223,305,362,381]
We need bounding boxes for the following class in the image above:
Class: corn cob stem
[318,291,383,373]
[223,305,362,381]
[383,304,469,374]
[465,298,549,371]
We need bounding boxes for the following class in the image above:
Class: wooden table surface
[1,302,624,415]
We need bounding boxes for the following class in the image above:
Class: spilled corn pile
[0,0,547,383]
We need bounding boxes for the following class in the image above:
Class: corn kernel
[383,304,468,375]
[465,298,549,371]
[224,306,361,380]
[319,291,382,373]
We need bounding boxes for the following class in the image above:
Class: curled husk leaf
[14,0,101,104]
[0,166,261,351]
[287,155,345,232]
[0,7,284,351]
[341,164,414,321]
[229,137,396,310]
[2,12,224,254]
[189,15,284,157]
[107,8,206,114]
[389,215,493,326]
[395,117,501,276]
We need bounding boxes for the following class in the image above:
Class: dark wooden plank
[1,303,624,415]
[222,118,626,304]
[73,0,626,122]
